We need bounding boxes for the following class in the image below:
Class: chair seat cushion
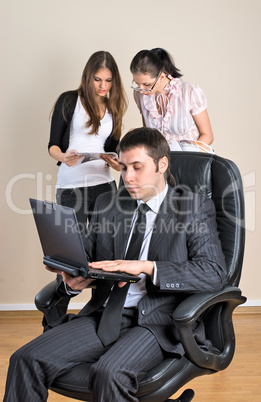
[50,357,212,401]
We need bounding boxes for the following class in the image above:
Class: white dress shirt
[124,184,168,307]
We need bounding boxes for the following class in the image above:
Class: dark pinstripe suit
[4,187,227,402]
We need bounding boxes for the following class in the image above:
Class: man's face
[119,147,167,202]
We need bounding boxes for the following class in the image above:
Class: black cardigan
[48,90,119,165]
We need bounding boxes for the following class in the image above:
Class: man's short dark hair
[118,127,176,187]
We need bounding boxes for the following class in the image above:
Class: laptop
[29,198,140,283]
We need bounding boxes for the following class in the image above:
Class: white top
[57,96,114,188]
[134,77,207,144]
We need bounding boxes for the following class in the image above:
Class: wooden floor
[1,307,261,401]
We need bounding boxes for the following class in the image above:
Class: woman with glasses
[130,48,214,150]
[49,51,128,231]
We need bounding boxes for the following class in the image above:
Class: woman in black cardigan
[48,51,128,230]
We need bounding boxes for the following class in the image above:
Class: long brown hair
[78,51,128,139]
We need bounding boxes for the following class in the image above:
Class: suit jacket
[77,186,227,355]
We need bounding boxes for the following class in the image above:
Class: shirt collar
[137,184,168,214]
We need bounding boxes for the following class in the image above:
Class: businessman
[4,127,227,401]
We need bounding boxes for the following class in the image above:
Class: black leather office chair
[35,152,247,401]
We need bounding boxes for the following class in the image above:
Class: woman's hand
[62,150,82,167]
[49,146,81,167]
[101,154,121,171]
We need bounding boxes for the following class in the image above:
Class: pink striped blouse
[133,77,207,142]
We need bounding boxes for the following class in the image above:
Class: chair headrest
[170,152,213,198]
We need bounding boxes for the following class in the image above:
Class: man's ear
[158,156,168,174]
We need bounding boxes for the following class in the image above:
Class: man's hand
[45,266,94,290]
[89,260,154,288]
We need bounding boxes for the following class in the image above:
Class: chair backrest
[169,152,245,287]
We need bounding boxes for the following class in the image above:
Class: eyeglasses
[131,72,161,93]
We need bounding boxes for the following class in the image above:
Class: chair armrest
[173,286,247,371]
[34,280,97,311]
[35,280,60,310]
[35,280,97,327]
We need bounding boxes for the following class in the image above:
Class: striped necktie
[97,203,150,346]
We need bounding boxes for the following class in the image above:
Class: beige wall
[1,0,260,308]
